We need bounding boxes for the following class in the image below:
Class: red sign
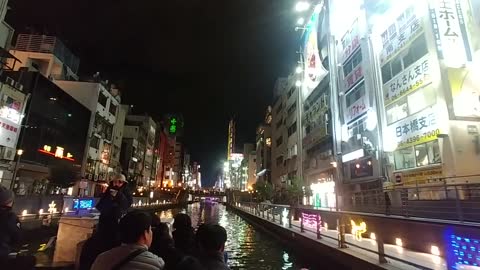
[345,65,363,90]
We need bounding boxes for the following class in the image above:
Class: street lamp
[295,1,310,12]
[295,66,303,74]
[296,17,305,25]
[10,149,24,190]
[295,80,302,87]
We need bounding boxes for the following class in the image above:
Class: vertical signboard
[429,0,472,68]
[303,4,328,99]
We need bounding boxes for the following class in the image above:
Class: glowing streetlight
[295,1,310,12]
[295,66,303,74]
[296,17,305,25]
[295,80,302,87]
[17,149,24,156]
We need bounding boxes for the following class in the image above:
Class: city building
[0,0,14,50]
[54,79,121,182]
[271,77,289,187]
[227,119,235,160]
[173,141,183,185]
[9,34,79,81]
[255,106,273,184]
[299,3,337,208]
[7,71,90,193]
[122,114,156,187]
[153,123,168,187]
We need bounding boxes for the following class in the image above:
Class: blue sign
[73,199,94,209]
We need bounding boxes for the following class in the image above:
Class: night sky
[7,0,299,186]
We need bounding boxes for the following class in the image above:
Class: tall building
[153,124,168,187]
[0,0,13,50]
[256,107,273,184]
[122,114,156,187]
[293,0,480,205]
[227,119,235,160]
[54,79,121,182]
[8,71,90,193]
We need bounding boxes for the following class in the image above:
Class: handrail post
[316,214,321,239]
[288,207,292,228]
[455,186,464,222]
[338,217,347,248]
[267,207,269,220]
[272,207,276,222]
[377,234,388,264]
[262,205,265,218]
[300,210,304,233]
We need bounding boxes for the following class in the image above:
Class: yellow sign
[397,167,443,186]
[351,220,367,241]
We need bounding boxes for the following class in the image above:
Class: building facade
[255,107,273,184]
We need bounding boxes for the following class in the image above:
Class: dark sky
[7,0,298,186]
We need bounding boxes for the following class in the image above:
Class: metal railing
[342,179,480,222]
[234,202,441,270]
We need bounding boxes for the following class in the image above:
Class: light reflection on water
[155,203,309,270]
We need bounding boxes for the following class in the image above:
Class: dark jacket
[149,235,182,270]
[78,228,121,270]
[0,206,21,259]
[198,251,230,270]
[172,228,196,255]
[96,184,132,217]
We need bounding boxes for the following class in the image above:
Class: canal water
[156,202,314,270]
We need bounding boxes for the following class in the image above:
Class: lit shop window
[381,35,428,84]
[394,140,441,170]
[386,85,436,125]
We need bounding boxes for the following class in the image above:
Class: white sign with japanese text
[389,106,440,149]
[341,19,361,62]
[345,94,368,124]
[380,6,423,64]
[0,116,20,148]
[383,55,431,105]
[345,65,363,90]
[430,0,472,67]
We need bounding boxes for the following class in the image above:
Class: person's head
[111,173,127,188]
[196,224,227,253]
[119,210,153,247]
[176,256,205,270]
[0,186,14,208]
[173,213,192,230]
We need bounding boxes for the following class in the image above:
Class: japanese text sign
[345,65,364,90]
[391,107,440,149]
[383,55,431,105]
[0,116,20,148]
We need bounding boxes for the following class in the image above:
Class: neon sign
[302,213,320,229]
[38,145,75,161]
[169,117,177,134]
[351,220,367,241]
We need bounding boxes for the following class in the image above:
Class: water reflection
[155,203,309,270]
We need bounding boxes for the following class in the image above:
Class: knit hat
[0,185,14,206]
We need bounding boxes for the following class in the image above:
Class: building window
[276,119,283,129]
[343,49,362,76]
[276,156,284,166]
[276,136,283,147]
[393,140,441,170]
[109,102,117,116]
[90,136,100,149]
[98,93,108,107]
[386,85,436,125]
[287,102,297,115]
[381,34,428,83]
[266,137,272,147]
[288,121,297,137]
[346,82,365,107]
[275,102,284,114]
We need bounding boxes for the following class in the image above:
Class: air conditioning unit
[5,77,15,87]
[0,147,15,161]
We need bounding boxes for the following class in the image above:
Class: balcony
[15,34,80,74]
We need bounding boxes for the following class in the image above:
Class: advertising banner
[429,0,472,67]
[389,106,440,149]
[383,55,431,105]
[344,65,363,90]
[379,5,423,64]
[303,5,328,99]
[341,19,361,63]
[345,94,368,124]
[0,116,19,148]
[395,167,443,185]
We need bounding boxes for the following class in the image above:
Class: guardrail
[233,202,459,270]
[342,181,480,222]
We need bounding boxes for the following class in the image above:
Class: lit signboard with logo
[38,145,75,161]
[383,55,431,105]
[389,107,441,149]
